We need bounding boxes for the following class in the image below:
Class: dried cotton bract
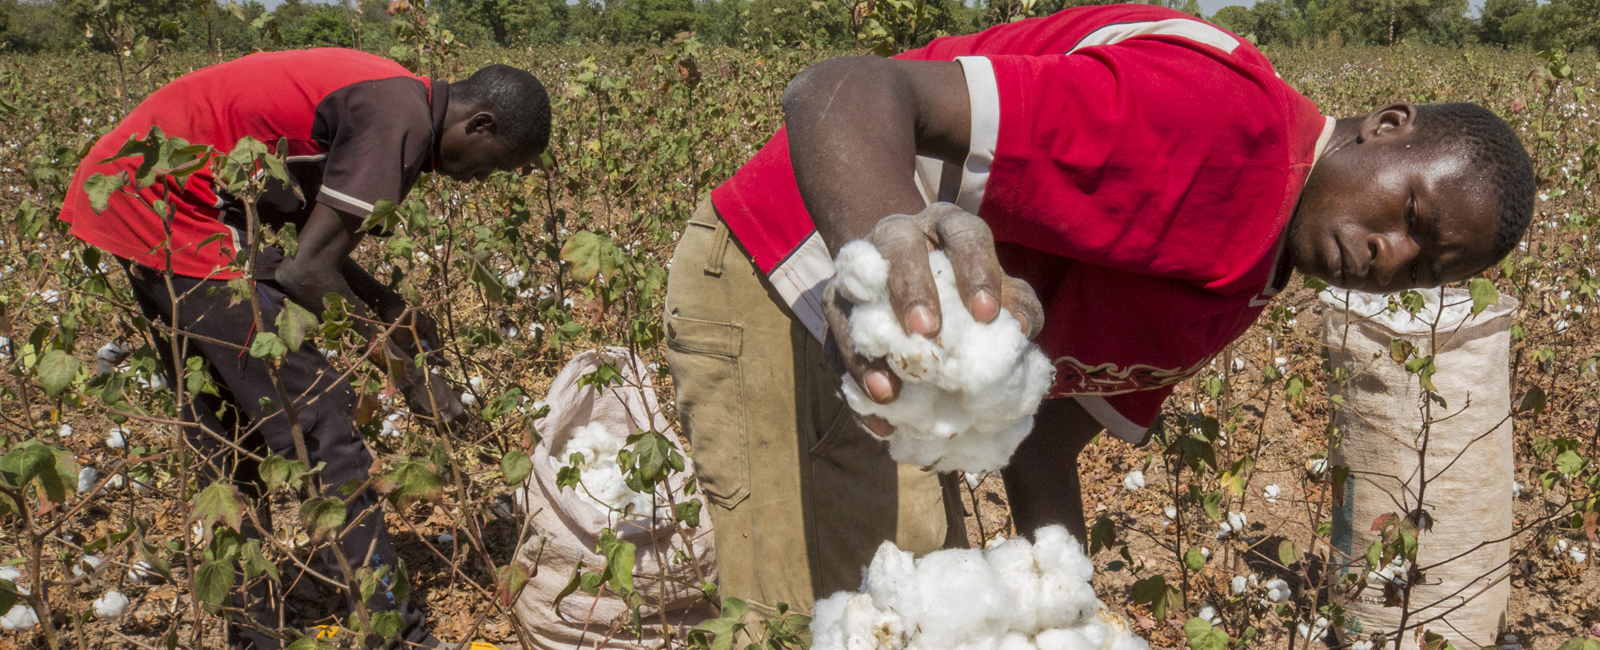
[810,525,1147,650]
[832,243,1055,473]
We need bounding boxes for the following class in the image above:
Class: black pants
[123,262,427,649]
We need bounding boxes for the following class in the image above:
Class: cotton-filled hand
[822,202,1044,436]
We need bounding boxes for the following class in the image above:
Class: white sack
[512,348,717,649]
[1322,288,1517,649]
[833,242,1055,473]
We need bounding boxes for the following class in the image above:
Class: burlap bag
[1323,289,1517,649]
[511,348,717,649]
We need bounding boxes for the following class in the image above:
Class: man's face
[1290,106,1502,293]
[437,111,540,183]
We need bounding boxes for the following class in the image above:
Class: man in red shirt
[664,5,1534,613]
[59,49,550,649]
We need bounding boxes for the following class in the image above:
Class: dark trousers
[123,262,427,649]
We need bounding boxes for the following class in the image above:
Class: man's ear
[1360,103,1417,142]
[467,111,497,136]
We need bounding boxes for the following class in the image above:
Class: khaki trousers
[664,199,959,615]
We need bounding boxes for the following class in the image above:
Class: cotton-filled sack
[511,348,717,649]
[1322,288,1517,648]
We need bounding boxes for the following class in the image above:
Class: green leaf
[376,457,442,506]
[359,199,400,235]
[248,332,288,360]
[1469,278,1499,315]
[1554,449,1587,476]
[1130,575,1175,619]
[1555,639,1600,650]
[1202,491,1224,522]
[0,580,18,614]
[1519,385,1547,415]
[560,231,618,284]
[194,559,234,610]
[627,430,683,486]
[274,300,320,352]
[674,499,702,528]
[500,450,533,486]
[1183,617,1230,650]
[193,483,245,536]
[241,539,279,583]
[371,610,403,639]
[1279,539,1298,567]
[0,440,53,490]
[599,530,636,596]
[1184,546,1207,572]
[259,456,309,493]
[84,172,126,213]
[553,564,583,613]
[690,597,749,650]
[37,349,82,397]
[300,497,346,542]
[1089,514,1117,555]
[495,564,528,606]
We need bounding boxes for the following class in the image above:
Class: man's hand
[399,362,468,430]
[824,203,1044,430]
[385,307,448,366]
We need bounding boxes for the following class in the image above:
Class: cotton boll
[907,550,1011,644]
[1,604,38,631]
[1032,629,1093,650]
[1319,288,1474,331]
[106,474,125,490]
[459,392,478,407]
[1263,578,1291,603]
[1262,484,1280,503]
[809,592,854,650]
[865,543,919,620]
[77,467,98,494]
[57,424,72,438]
[834,244,1054,473]
[964,472,982,490]
[106,426,128,449]
[1121,471,1144,492]
[0,566,21,583]
[982,538,1040,634]
[1512,480,1524,499]
[92,590,129,620]
[72,555,103,577]
[126,561,154,584]
[1196,604,1220,625]
[994,633,1037,650]
[840,594,907,650]
[469,376,484,390]
[436,534,454,544]
[1351,642,1374,650]
[1230,575,1248,595]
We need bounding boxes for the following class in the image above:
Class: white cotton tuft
[77,467,98,494]
[1230,575,1248,595]
[832,243,1055,473]
[810,525,1146,650]
[126,561,154,583]
[106,426,129,449]
[1319,287,1475,332]
[57,424,72,438]
[1263,578,1291,603]
[459,392,478,407]
[1262,484,1280,503]
[72,555,102,577]
[1121,471,1144,492]
[551,423,667,523]
[1,604,37,631]
[0,566,21,583]
[436,534,454,544]
[92,590,129,620]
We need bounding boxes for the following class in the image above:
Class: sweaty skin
[783,57,1504,540]
[274,97,540,428]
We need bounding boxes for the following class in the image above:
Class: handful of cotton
[832,242,1054,473]
[810,525,1147,650]
[550,423,665,523]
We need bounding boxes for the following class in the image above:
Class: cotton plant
[831,242,1055,473]
[551,422,670,522]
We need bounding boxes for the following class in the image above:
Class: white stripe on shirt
[771,231,835,344]
[954,56,1000,217]
[1069,18,1241,54]
[318,186,376,213]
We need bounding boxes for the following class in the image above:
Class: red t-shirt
[60,48,444,279]
[708,5,1333,443]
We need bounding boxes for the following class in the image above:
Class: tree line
[0,0,1594,59]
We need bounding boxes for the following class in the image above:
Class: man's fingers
[928,203,1005,323]
[1001,275,1045,340]
[824,281,901,403]
[870,215,941,338]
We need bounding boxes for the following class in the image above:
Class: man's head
[1289,102,1534,292]
[438,64,552,182]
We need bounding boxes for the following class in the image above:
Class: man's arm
[339,255,405,322]
[784,57,1042,407]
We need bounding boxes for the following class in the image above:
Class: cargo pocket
[665,311,749,509]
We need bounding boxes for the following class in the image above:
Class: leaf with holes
[560,230,617,284]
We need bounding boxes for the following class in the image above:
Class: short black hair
[1412,102,1535,263]
[452,64,552,157]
